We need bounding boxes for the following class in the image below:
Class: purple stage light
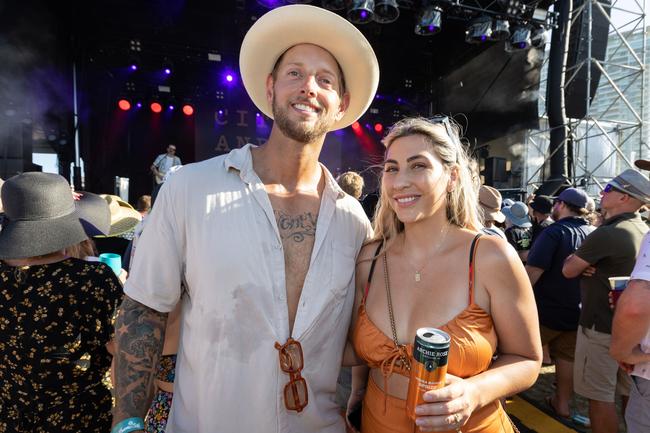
[397,97,403,103]
[256,113,261,117]
[164,68,171,75]
[226,74,233,82]
[218,109,224,115]
[130,64,138,71]
[169,105,175,110]
[136,102,142,108]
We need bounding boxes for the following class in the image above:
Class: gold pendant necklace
[411,224,450,282]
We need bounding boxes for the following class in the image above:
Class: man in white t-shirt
[150,144,181,203]
[111,5,379,433]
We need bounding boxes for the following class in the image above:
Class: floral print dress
[0,258,122,432]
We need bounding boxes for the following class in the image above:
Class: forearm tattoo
[274,210,318,242]
[112,296,168,424]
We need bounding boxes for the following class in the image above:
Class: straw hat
[99,195,142,237]
[239,4,379,131]
[0,172,88,259]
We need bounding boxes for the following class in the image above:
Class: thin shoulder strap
[363,241,384,303]
[468,233,483,305]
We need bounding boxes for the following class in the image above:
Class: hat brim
[486,209,506,224]
[502,207,532,228]
[635,159,650,171]
[0,212,88,259]
[239,5,379,131]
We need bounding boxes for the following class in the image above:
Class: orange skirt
[361,376,515,433]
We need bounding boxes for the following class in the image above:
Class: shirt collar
[224,144,345,200]
[602,211,641,226]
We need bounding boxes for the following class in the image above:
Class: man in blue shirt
[526,187,594,419]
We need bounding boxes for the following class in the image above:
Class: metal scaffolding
[523,0,647,197]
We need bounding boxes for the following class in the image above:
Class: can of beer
[406,327,451,420]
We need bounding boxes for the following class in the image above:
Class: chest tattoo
[274,210,318,242]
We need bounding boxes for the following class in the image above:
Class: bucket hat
[239,4,379,131]
[502,201,532,227]
[0,172,88,259]
[75,191,111,237]
[98,195,142,237]
[478,185,505,223]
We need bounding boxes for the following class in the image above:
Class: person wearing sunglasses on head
[111,5,379,433]
[347,117,542,433]
[563,169,650,433]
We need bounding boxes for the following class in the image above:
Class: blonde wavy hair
[371,117,482,251]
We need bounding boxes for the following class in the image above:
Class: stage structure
[524,0,647,198]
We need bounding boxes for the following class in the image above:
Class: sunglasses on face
[603,183,625,194]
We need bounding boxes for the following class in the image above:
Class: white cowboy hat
[239,5,379,131]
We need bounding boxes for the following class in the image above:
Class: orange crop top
[352,234,498,383]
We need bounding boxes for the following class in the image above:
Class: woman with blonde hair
[349,117,541,432]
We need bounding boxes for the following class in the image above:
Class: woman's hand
[414,374,479,432]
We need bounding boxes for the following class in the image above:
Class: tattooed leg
[112,295,168,428]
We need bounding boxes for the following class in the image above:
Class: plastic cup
[99,253,122,276]
[608,276,629,307]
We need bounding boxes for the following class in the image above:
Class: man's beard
[272,95,333,143]
[551,208,560,221]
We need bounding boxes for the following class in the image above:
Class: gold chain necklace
[411,223,450,282]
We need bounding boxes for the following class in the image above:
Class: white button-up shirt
[125,144,372,433]
[630,232,650,380]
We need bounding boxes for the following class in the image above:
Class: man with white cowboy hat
[112,5,378,433]
[563,169,650,433]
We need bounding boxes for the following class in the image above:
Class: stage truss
[523,0,647,197]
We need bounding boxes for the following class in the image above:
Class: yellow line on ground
[506,396,578,433]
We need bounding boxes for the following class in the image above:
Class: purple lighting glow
[164,68,171,75]
[168,105,175,110]
[226,74,233,82]
[360,10,368,20]
[130,64,138,71]
[136,102,142,108]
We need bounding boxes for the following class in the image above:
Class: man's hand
[112,296,168,428]
[582,265,596,277]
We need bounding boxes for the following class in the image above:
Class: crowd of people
[0,4,649,433]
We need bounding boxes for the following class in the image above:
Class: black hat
[75,191,111,237]
[0,172,88,259]
[530,195,553,214]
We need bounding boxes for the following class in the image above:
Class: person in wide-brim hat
[0,172,88,259]
[239,4,379,131]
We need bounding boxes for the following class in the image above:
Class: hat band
[7,206,76,222]
[611,179,649,203]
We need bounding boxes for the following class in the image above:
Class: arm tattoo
[112,296,168,425]
[274,210,318,242]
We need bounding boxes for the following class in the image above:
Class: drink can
[406,327,450,420]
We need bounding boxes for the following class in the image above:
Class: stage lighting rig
[414,3,442,35]
[489,19,510,41]
[348,0,375,24]
[465,15,492,43]
[530,25,549,48]
[507,25,531,50]
[374,0,400,24]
